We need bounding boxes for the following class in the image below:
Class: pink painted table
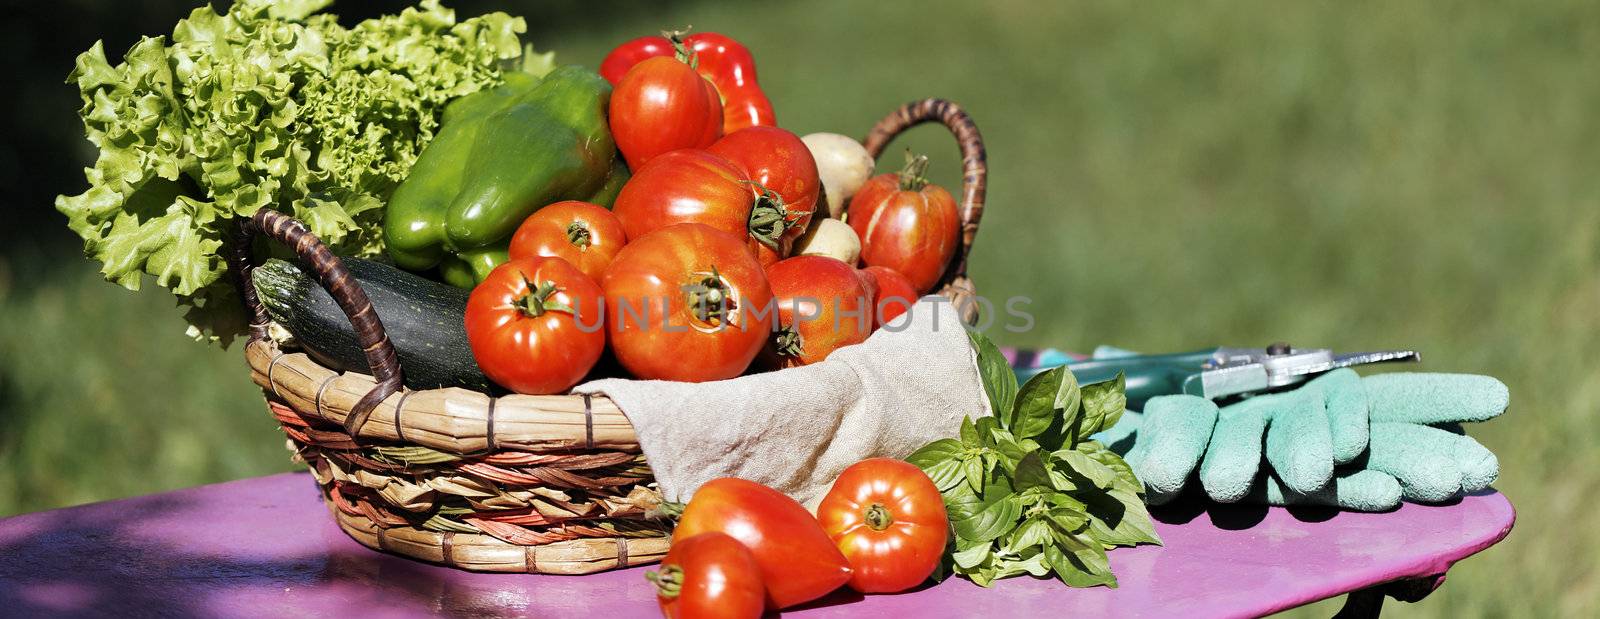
[0,472,1512,618]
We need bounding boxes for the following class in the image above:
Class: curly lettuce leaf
[56,0,528,345]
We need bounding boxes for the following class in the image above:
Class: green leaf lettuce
[56,0,529,344]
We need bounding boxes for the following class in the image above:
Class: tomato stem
[744,181,790,250]
[566,220,592,249]
[684,267,735,326]
[662,27,699,69]
[772,324,804,358]
[865,503,893,531]
[645,565,684,599]
[898,149,931,191]
[514,275,575,318]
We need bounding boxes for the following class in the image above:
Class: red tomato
[860,266,919,329]
[601,223,773,382]
[507,201,626,282]
[612,150,756,244]
[610,56,723,170]
[847,154,960,294]
[817,458,950,594]
[464,257,606,394]
[647,532,765,619]
[762,256,872,368]
[708,127,820,264]
[675,478,853,609]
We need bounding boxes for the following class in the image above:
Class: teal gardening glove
[1090,364,1507,512]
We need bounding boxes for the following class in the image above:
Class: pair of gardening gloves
[1030,348,1507,512]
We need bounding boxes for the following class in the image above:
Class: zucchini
[251,257,492,392]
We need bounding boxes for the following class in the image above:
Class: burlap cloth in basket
[574,297,992,505]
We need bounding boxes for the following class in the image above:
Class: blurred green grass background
[3,0,1596,615]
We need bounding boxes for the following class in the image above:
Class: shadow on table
[0,483,490,618]
[1151,493,1349,530]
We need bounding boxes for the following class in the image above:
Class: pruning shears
[1015,343,1421,410]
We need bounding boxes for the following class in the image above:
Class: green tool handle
[1064,349,1218,410]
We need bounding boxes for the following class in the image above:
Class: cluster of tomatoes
[653,459,948,618]
[464,31,961,395]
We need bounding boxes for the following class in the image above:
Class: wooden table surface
[0,472,1513,618]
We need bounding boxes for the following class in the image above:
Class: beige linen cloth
[574,297,992,505]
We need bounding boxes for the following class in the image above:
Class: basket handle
[229,209,403,438]
[861,98,988,291]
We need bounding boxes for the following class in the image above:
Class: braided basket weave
[229,99,988,574]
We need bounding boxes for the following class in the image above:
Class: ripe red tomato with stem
[601,223,773,382]
[817,458,950,594]
[674,478,853,609]
[848,152,961,294]
[762,255,872,368]
[507,201,626,282]
[599,31,777,134]
[610,50,723,170]
[860,266,919,329]
[646,532,765,619]
[464,257,606,394]
[709,127,820,265]
[612,150,756,245]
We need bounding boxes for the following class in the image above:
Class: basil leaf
[994,551,1052,579]
[1081,486,1163,547]
[1079,373,1128,436]
[1048,506,1089,534]
[967,329,1018,422]
[1045,542,1119,588]
[1078,441,1143,495]
[963,455,987,494]
[960,415,980,446]
[988,427,1035,470]
[954,493,1023,542]
[909,439,967,492]
[974,416,1000,446]
[942,482,986,521]
[1014,450,1055,491]
[1055,449,1121,489]
[1012,367,1060,439]
[952,542,993,569]
[1003,516,1054,554]
[909,438,964,467]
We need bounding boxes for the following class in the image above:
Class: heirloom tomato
[675,478,853,609]
[610,55,723,170]
[599,31,777,134]
[817,458,949,594]
[507,201,626,281]
[601,223,773,382]
[612,150,755,245]
[848,153,960,294]
[647,532,765,619]
[861,266,919,329]
[762,256,872,368]
[464,257,606,394]
[708,127,821,265]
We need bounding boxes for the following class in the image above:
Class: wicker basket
[227,99,989,574]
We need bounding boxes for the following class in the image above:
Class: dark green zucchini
[251,257,492,392]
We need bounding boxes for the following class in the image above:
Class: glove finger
[1264,391,1334,494]
[1306,368,1369,464]
[1368,422,1464,502]
[1131,395,1218,499]
[1257,469,1402,513]
[1090,409,1142,456]
[1363,373,1509,424]
[1200,397,1271,503]
[1438,425,1499,492]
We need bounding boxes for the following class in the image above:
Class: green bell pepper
[383,66,622,277]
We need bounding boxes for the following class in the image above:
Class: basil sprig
[909,331,1161,588]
